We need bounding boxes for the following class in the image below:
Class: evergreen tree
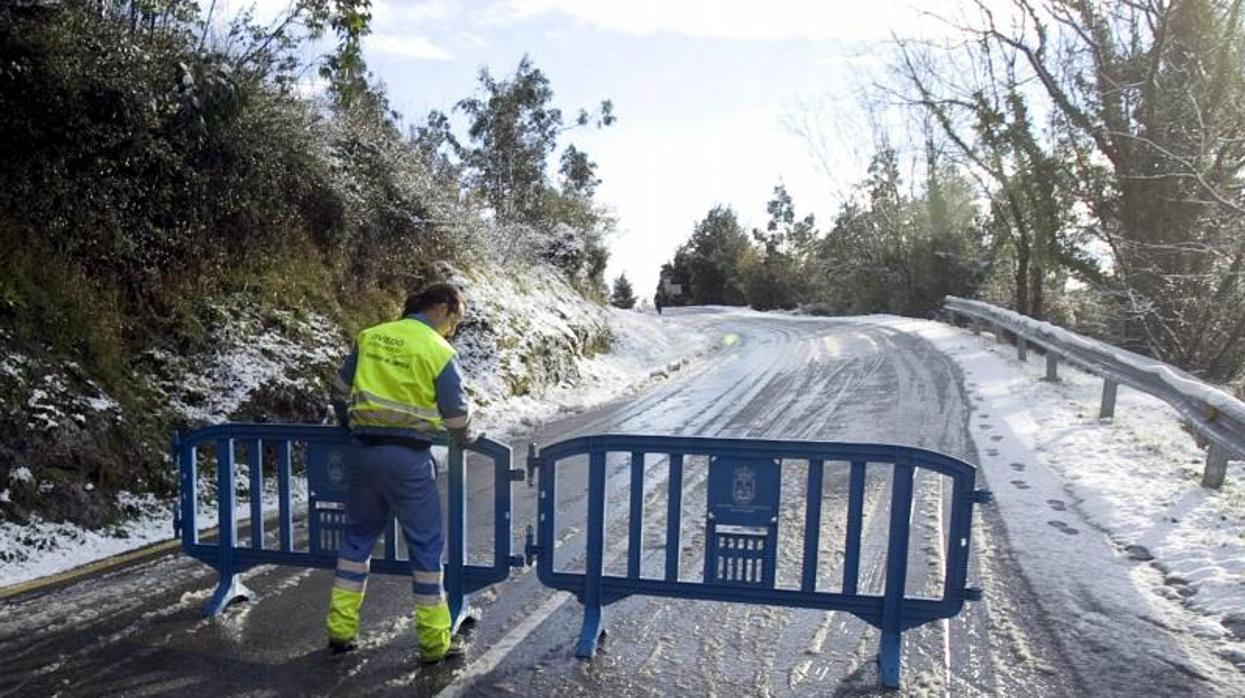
[610,274,637,309]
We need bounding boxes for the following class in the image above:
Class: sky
[225,0,970,301]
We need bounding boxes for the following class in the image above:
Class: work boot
[421,636,465,665]
[328,638,358,656]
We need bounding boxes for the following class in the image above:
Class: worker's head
[404,282,467,339]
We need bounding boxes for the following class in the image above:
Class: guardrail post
[1044,353,1059,382]
[1099,380,1118,420]
[1016,336,1028,362]
[1202,445,1228,490]
[993,324,1005,344]
[970,317,981,335]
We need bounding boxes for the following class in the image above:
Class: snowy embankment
[869,316,1245,674]
[0,267,713,590]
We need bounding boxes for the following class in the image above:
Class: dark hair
[403,282,465,317]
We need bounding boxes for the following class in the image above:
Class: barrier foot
[449,594,480,636]
[878,629,901,689]
[574,606,606,658]
[202,573,251,617]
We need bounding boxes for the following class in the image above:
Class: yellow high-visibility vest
[348,318,455,433]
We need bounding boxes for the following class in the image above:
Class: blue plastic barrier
[173,424,522,631]
[524,434,989,689]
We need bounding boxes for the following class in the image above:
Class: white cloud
[372,0,457,25]
[367,33,456,60]
[455,30,490,49]
[481,0,976,41]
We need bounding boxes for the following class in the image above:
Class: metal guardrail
[173,424,521,629]
[944,296,1245,489]
[525,434,989,689]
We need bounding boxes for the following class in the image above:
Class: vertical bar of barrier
[536,448,555,580]
[384,518,397,560]
[248,440,263,550]
[494,445,511,574]
[204,437,250,616]
[1016,336,1027,362]
[576,450,608,657]
[446,444,467,631]
[842,461,866,594]
[801,459,825,593]
[628,451,644,579]
[879,461,916,688]
[1045,352,1059,382]
[217,439,237,565]
[943,472,972,602]
[179,439,197,546]
[276,440,292,552]
[665,453,684,582]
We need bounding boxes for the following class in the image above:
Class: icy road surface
[1,308,1239,696]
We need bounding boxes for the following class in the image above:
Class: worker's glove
[449,427,483,447]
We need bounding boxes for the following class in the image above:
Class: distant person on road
[655,295,663,314]
[326,282,476,663]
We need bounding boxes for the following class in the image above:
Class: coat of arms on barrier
[732,466,756,505]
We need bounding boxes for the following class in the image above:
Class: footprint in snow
[979,424,993,430]
[986,448,999,457]
[990,435,1003,442]
[1010,479,1030,490]
[1009,462,1026,472]
[1047,520,1079,535]
[1047,499,1067,511]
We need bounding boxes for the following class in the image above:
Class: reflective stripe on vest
[348,318,455,433]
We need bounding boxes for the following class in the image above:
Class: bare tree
[896,0,1245,382]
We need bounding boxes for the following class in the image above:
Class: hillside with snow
[0,265,714,589]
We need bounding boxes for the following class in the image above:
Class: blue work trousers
[334,442,443,596]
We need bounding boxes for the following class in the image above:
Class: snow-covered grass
[144,307,343,424]
[0,491,170,581]
[869,315,1245,672]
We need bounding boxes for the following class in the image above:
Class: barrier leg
[878,463,914,689]
[204,573,252,616]
[448,587,478,635]
[575,605,606,658]
[445,444,478,634]
[576,451,608,658]
[878,628,901,689]
[204,438,251,616]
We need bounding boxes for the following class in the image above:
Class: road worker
[326,282,475,663]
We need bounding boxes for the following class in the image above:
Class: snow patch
[867,315,1245,684]
[147,306,344,424]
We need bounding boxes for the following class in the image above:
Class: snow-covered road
[1,308,1241,696]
